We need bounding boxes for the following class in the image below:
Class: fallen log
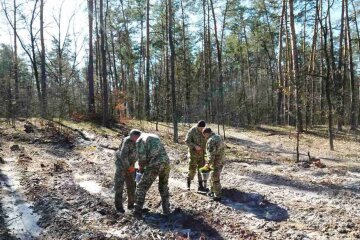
[99,143,118,151]
[49,120,93,141]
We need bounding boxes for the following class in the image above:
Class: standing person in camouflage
[130,131,171,217]
[114,129,138,213]
[202,127,225,202]
[185,120,207,191]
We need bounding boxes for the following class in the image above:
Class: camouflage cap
[129,129,141,137]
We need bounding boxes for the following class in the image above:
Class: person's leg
[211,165,223,198]
[158,163,171,214]
[114,169,125,212]
[196,156,206,191]
[125,171,136,209]
[135,168,158,212]
[187,155,197,189]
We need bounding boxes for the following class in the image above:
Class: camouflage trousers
[210,162,223,198]
[187,154,205,181]
[114,168,136,210]
[135,163,171,214]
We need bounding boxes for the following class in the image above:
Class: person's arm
[206,139,216,166]
[185,128,196,150]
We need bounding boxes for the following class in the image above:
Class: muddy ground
[0,119,359,240]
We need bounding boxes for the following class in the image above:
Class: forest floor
[0,118,360,240]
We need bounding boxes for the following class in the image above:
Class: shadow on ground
[143,208,224,239]
[227,136,299,156]
[227,135,344,162]
[247,170,360,195]
[221,188,289,222]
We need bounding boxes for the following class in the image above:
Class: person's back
[136,133,169,167]
[207,133,225,163]
[115,136,136,170]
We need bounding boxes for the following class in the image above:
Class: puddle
[1,157,42,239]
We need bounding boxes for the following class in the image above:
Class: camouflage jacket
[115,136,137,171]
[206,133,225,166]
[185,126,206,155]
[136,133,169,168]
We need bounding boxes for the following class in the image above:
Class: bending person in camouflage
[185,120,207,191]
[114,129,138,213]
[131,131,171,217]
[202,127,225,202]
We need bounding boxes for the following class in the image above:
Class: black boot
[115,204,125,213]
[187,178,191,190]
[198,181,205,192]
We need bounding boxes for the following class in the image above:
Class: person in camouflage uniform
[185,120,207,191]
[114,129,138,213]
[202,127,225,202]
[131,131,171,217]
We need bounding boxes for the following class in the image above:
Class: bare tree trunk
[351,0,360,126]
[40,0,47,118]
[303,1,310,131]
[209,0,225,137]
[335,0,346,131]
[100,0,108,126]
[13,0,18,119]
[180,0,190,124]
[110,31,118,89]
[345,0,358,129]
[203,0,209,121]
[138,11,144,120]
[207,1,214,122]
[165,0,171,123]
[319,0,326,124]
[289,0,303,133]
[87,0,95,115]
[277,0,286,125]
[285,2,291,125]
[168,0,178,142]
[145,0,151,120]
[6,76,15,126]
[307,0,319,128]
[319,0,334,150]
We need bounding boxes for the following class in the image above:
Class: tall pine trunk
[87,0,95,115]
[289,0,303,133]
[100,0,108,126]
[277,0,286,125]
[346,0,358,129]
[168,0,178,142]
[145,0,151,120]
[13,0,19,119]
[209,0,225,137]
[40,0,47,118]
